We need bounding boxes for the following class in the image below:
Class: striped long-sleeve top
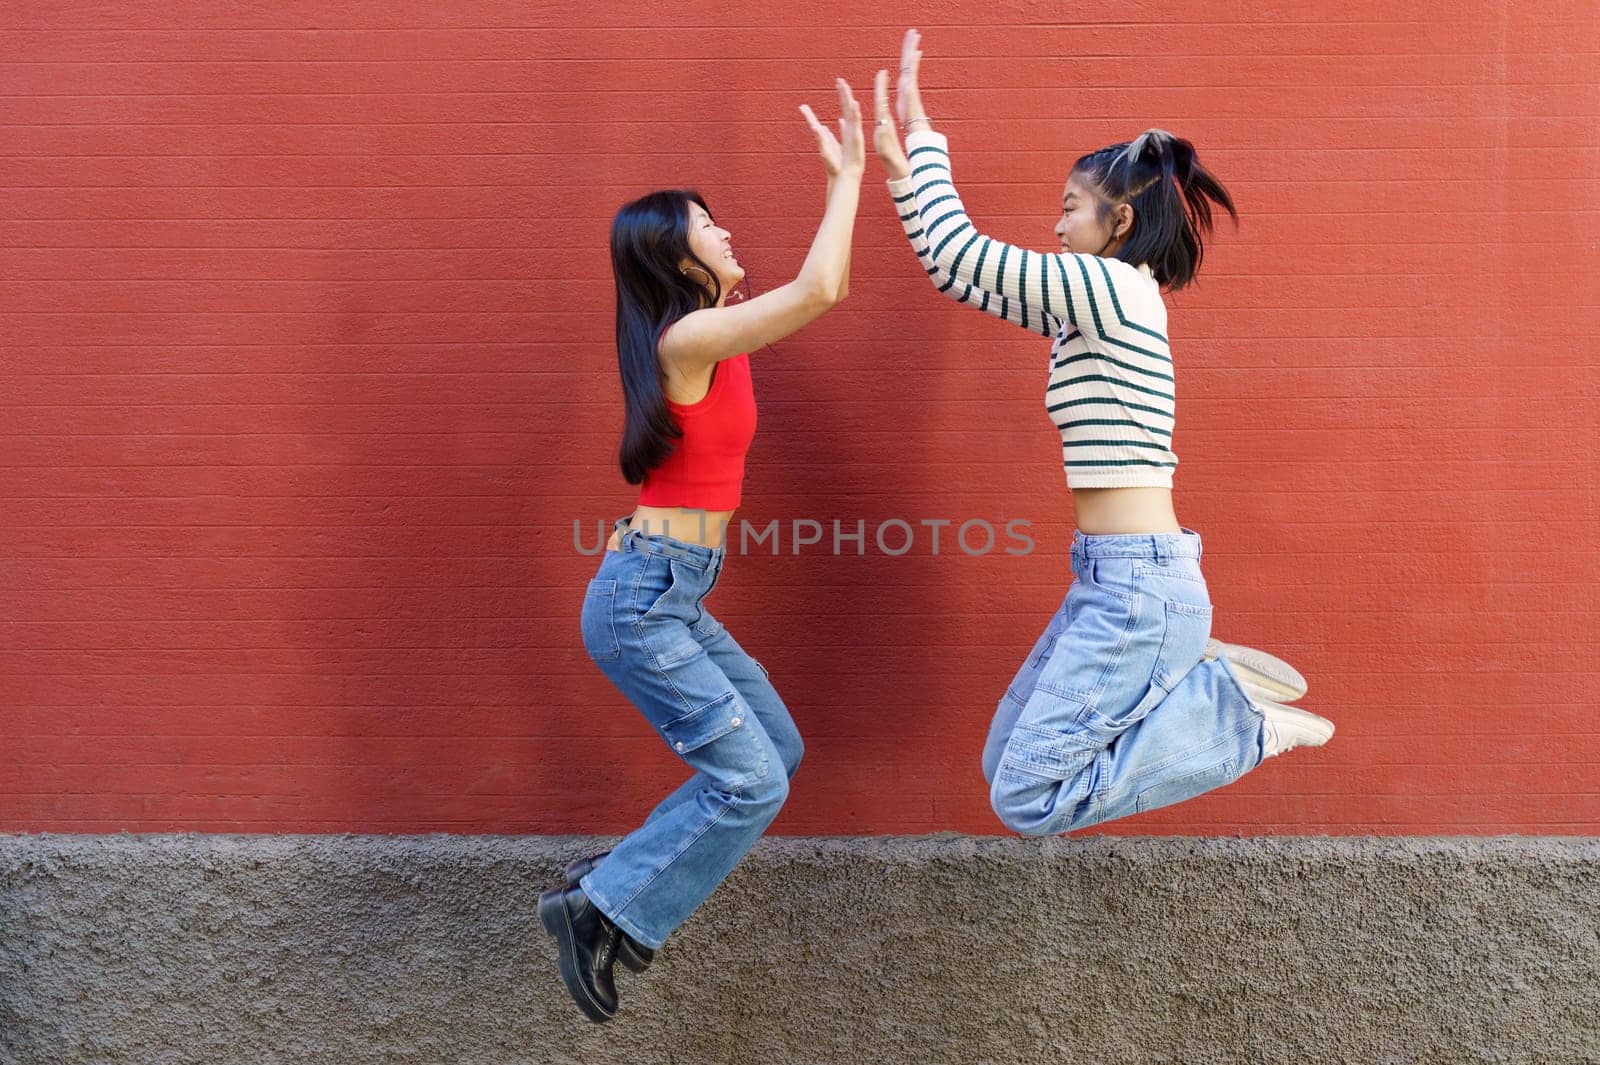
[886,127,1179,489]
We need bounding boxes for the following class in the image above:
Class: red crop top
[638,329,758,511]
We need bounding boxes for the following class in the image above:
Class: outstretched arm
[664,79,865,368]
[874,36,1058,337]
[880,29,1150,347]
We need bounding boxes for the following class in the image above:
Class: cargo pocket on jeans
[660,692,768,784]
[1151,599,1214,694]
[1134,758,1236,814]
[579,579,620,661]
[1000,722,1078,782]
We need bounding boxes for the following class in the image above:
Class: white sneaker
[1253,697,1335,759]
[1238,679,1296,707]
[1203,638,1308,702]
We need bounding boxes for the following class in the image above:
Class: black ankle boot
[562,852,657,974]
[537,884,621,1022]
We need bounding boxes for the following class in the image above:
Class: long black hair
[609,189,726,485]
[1073,129,1237,291]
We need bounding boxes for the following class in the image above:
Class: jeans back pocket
[580,578,621,661]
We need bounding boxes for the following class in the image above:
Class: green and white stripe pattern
[886,128,1180,489]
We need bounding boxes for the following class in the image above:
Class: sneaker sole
[1258,699,1336,748]
[1205,639,1308,702]
[537,888,615,1023]
[1239,679,1294,707]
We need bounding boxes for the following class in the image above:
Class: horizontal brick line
[6,822,1593,828]
[0,175,1593,186]
[4,149,1594,159]
[0,703,1577,713]
[1,455,1591,467]
[19,395,1509,423]
[0,491,1574,500]
[3,620,1590,628]
[5,366,1591,375]
[0,358,1587,367]
[6,825,1592,834]
[4,213,1591,222]
[0,172,1556,183]
[6,669,1585,677]
[15,83,1596,97]
[0,522,1579,532]
[0,819,610,825]
[22,283,1555,297]
[6,428,1516,437]
[3,369,1577,379]
[0,273,1592,282]
[13,665,1600,676]
[0,616,1556,626]
[6,764,1593,770]
[3,51,1589,61]
[1,238,1589,248]
[1,316,1591,323]
[0,337,1590,347]
[8,115,1597,126]
[1,582,1575,592]
[5,519,1597,529]
[8,722,1596,728]
[0,649,1584,657]
[4,792,1599,802]
[5,340,1591,348]
[13,108,1585,119]
[0,266,1539,277]
[0,343,1568,351]
[7,608,1593,634]
[0,21,1511,30]
[28,105,1586,118]
[9,306,1595,314]
[11,720,1572,731]
[0,401,1578,410]
[0,269,1588,279]
[6,180,1580,191]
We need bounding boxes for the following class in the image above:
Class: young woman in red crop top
[539,80,865,1023]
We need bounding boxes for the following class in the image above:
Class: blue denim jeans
[576,516,803,950]
[983,527,1267,835]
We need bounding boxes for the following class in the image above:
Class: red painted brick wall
[2,2,1596,834]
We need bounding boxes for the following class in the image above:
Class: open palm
[874,29,927,181]
[800,78,865,177]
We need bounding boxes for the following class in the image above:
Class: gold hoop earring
[682,266,713,285]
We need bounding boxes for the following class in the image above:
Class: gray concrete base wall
[1,834,1596,1064]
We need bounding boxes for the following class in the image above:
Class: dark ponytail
[609,190,723,484]
[1073,129,1237,290]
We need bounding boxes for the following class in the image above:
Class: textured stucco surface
[0,834,1596,1064]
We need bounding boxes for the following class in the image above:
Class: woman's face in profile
[681,202,744,296]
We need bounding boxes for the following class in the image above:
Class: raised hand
[896,28,926,128]
[799,78,865,179]
[873,69,910,180]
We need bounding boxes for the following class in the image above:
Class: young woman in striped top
[874,30,1334,835]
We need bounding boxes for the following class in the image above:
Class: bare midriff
[607,505,737,552]
[1069,486,1182,536]
[609,488,1180,554]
